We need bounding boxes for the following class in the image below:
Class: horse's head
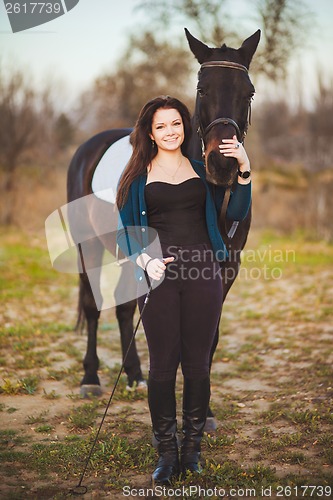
[185,28,260,187]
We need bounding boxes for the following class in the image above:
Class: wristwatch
[238,168,251,179]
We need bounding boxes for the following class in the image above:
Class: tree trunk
[1,168,16,226]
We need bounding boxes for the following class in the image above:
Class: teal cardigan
[117,159,251,282]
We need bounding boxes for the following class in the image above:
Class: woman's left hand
[219,135,250,171]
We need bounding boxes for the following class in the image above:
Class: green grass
[25,411,49,425]
[34,424,54,433]
[0,429,28,447]
[67,401,100,430]
[204,433,236,449]
[42,389,61,400]
[239,230,333,279]
[0,233,76,301]
[0,375,39,395]
[261,431,303,453]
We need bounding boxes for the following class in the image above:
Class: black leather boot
[180,376,210,475]
[148,376,179,486]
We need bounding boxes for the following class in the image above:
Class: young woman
[116,96,251,486]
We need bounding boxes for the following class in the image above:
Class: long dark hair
[116,95,192,208]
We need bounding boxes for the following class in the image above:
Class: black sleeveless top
[144,178,210,246]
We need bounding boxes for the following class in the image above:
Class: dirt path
[0,230,332,499]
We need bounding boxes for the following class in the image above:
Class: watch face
[240,170,251,179]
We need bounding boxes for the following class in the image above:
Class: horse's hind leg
[116,299,145,389]
[115,261,146,390]
[78,238,104,398]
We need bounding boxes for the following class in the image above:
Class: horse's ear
[184,28,211,64]
[238,29,261,68]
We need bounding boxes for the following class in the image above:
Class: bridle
[196,60,252,155]
[196,60,253,240]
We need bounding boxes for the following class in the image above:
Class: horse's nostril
[206,150,237,187]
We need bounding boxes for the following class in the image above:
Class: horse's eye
[197,87,205,97]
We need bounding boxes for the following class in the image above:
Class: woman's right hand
[145,257,174,280]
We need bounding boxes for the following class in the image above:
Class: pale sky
[1,0,333,108]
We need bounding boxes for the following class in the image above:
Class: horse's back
[66,128,132,255]
[67,128,132,201]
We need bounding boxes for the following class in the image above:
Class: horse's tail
[74,278,86,334]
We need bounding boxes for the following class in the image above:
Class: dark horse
[67,29,260,405]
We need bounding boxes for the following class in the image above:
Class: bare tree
[136,0,313,81]
[308,71,333,169]
[253,0,312,79]
[54,112,75,151]
[0,64,67,224]
[0,65,39,224]
[83,31,194,133]
[255,67,333,172]
[136,0,236,46]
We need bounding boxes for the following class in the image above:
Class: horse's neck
[186,113,202,161]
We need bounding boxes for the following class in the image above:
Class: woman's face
[150,108,185,153]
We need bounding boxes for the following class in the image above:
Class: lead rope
[69,282,154,496]
[218,187,239,240]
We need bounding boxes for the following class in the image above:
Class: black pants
[138,243,223,381]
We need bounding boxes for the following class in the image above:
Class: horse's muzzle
[205,149,237,187]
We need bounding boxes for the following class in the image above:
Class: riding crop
[70,281,154,496]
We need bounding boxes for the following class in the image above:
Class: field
[0,228,332,499]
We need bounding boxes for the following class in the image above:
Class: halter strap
[204,118,242,143]
[200,60,248,73]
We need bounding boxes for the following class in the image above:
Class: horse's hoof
[204,416,218,433]
[125,379,147,393]
[80,384,102,398]
[136,380,148,392]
